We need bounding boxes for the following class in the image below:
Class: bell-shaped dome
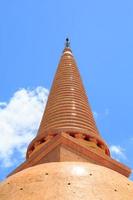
[0,162,133,200]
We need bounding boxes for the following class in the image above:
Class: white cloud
[0,102,7,107]
[0,87,48,168]
[93,111,98,119]
[93,108,109,120]
[110,145,127,161]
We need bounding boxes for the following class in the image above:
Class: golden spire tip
[65,37,70,48]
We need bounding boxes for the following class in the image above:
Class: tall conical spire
[9,39,131,178]
[27,38,110,158]
[38,40,100,137]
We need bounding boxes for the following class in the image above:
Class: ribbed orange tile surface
[38,47,100,138]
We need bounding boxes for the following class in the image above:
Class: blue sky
[0,0,133,180]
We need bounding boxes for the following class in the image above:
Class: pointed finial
[65,37,70,48]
